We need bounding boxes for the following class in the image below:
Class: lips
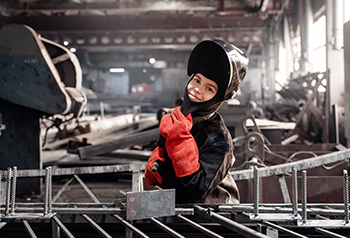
[189,92,201,102]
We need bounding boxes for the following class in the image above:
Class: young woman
[145,39,249,204]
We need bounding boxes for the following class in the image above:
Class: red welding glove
[159,107,200,177]
[145,146,165,185]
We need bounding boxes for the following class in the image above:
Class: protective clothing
[157,112,239,204]
[145,146,165,185]
[146,39,247,204]
[182,39,249,117]
[159,107,200,177]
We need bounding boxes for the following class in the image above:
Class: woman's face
[187,73,218,102]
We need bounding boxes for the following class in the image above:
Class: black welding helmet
[181,39,249,117]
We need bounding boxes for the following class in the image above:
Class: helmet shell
[187,39,249,100]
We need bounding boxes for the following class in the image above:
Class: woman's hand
[159,107,200,177]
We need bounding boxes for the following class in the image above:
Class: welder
[145,39,249,204]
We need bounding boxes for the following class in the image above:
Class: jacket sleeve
[179,125,234,200]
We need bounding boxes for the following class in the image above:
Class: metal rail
[194,206,270,238]
[176,214,225,238]
[262,221,308,238]
[1,161,350,237]
[231,148,350,180]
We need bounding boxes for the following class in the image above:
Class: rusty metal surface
[126,189,175,220]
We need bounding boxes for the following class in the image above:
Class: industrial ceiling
[0,0,292,69]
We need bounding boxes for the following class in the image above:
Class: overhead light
[242,35,250,42]
[228,33,236,42]
[114,37,123,44]
[202,35,211,41]
[149,57,156,64]
[164,36,173,43]
[151,37,161,43]
[76,37,85,45]
[101,36,110,44]
[63,37,72,46]
[89,36,98,44]
[176,35,186,43]
[139,37,148,44]
[109,68,125,73]
[70,48,77,53]
[127,36,135,44]
[189,35,199,43]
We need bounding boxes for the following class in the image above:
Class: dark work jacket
[157,112,240,204]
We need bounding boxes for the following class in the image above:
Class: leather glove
[145,146,165,185]
[160,107,200,177]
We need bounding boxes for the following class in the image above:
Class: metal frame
[1,148,350,237]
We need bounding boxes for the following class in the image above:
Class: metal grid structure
[1,149,350,237]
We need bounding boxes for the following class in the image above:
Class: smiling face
[187,73,218,102]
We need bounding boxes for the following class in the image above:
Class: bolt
[253,166,259,217]
[292,167,298,217]
[344,170,349,224]
[44,166,53,215]
[302,170,307,224]
[10,166,17,215]
[5,167,12,215]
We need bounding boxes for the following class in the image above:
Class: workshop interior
[0,0,350,237]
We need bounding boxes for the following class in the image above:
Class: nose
[193,86,202,94]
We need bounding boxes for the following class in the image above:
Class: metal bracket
[126,189,175,220]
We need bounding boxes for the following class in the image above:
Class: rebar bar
[343,170,349,224]
[302,170,307,224]
[0,171,2,205]
[253,166,259,217]
[5,167,12,215]
[44,166,52,215]
[10,166,17,214]
[292,167,298,217]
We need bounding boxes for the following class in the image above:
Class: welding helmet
[182,39,249,117]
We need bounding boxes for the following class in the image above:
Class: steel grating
[0,149,350,237]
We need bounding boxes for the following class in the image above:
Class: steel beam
[150,217,186,238]
[262,221,307,238]
[112,214,150,238]
[22,220,37,238]
[81,214,112,238]
[195,206,270,238]
[231,149,350,180]
[2,163,146,178]
[78,128,159,159]
[315,228,348,238]
[176,214,225,238]
[52,215,75,238]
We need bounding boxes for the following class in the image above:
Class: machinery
[0,24,86,195]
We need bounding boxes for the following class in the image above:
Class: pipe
[333,0,343,50]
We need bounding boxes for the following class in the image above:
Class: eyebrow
[207,82,218,91]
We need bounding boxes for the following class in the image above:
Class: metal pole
[254,166,259,217]
[45,166,53,215]
[343,170,349,224]
[10,166,17,215]
[4,167,11,215]
[292,167,298,217]
[195,206,270,238]
[302,170,307,224]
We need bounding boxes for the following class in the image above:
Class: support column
[326,0,345,143]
